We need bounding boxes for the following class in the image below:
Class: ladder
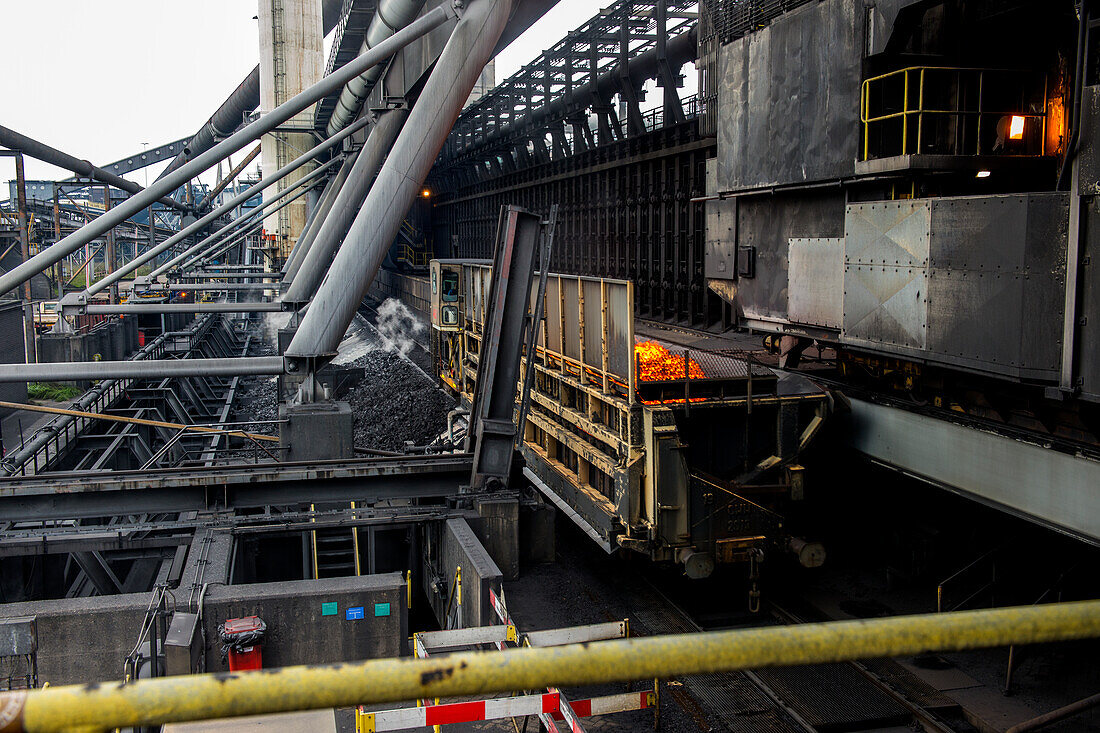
[310,503,361,578]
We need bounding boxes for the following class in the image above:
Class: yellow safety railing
[860,66,1048,161]
[2,600,1100,732]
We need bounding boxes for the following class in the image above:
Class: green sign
[321,602,338,616]
[374,602,391,618]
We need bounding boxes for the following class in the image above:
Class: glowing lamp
[1009,115,1025,140]
[976,170,991,179]
[421,189,431,198]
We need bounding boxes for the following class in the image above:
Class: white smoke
[374,298,425,356]
[261,310,292,345]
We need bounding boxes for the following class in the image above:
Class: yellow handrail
[3,600,1100,732]
[860,65,1048,160]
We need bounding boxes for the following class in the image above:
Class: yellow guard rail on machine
[1,600,1099,732]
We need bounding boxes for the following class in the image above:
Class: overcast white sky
[0,0,659,191]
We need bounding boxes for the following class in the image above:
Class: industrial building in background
[0,0,1099,731]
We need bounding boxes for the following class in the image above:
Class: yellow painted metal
[357,710,375,732]
[5,601,1100,733]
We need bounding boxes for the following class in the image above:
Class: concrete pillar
[258,0,324,261]
[279,401,354,461]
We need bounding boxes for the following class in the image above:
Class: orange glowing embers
[635,340,705,382]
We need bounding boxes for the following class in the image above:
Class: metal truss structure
[427,1,722,327]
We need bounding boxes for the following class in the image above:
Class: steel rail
[0,4,455,298]
[2,601,1099,732]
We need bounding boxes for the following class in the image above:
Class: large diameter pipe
[155,159,337,278]
[157,0,345,180]
[326,0,427,137]
[282,108,408,302]
[282,148,360,278]
[4,601,1100,732]
[0,356,284,383]
[287,0,511,361]
[0,125,189,213]
[0,4,455,300]
[88,116,367,295]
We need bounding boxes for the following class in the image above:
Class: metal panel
[582,279,603,369]
[562,278,581,361]
[606,281,634,381]
[843,201,930,350]
[925,194,1066,379]
[845,397,1100,545]
[841,194,1067,380]
[788,237,843,329]
[715,0,861,192]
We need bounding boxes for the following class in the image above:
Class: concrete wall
[0,592,151,685]
[425,518,503,628]
[0,572,407,685]
[202,573,407,671]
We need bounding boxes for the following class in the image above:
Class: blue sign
[375,602,391,617]
[346,606,365,620]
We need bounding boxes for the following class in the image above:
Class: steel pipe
[162,161,336,277]
[88,118,363,295]
[157,0,345,180]
[167,283,269,291]
[196,144,262,210]
[282,108,408,302]
[0,124,189,213]
[83,303,283,315]
[282,147,360,278]
[287,0,510,361]
[0,356,284,383]
[3,601,1100,732]
[0,4,455,299]
[326,0,427,136]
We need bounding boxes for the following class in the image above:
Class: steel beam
[82,303,283,315]
[283,108,408,301]
[165,162,337,276]
[0,4,455,298]
[844,396,1100,545]
[282,146,360,279]
[0,455,471,522]
[197,145,262,210]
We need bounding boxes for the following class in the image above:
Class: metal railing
[2,600,1099,732]
[860,66,1048,161]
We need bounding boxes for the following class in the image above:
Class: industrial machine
[430,259,830,579]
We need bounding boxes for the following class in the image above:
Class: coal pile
[345,348,453,452]
[232,337,279,437]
